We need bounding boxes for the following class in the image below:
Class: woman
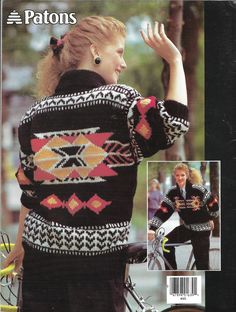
[148,178,163,220]
[4,16,189,311]
[148,163,219,270]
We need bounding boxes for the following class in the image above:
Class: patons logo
[7,10,76,25]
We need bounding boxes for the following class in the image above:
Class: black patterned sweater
[16,70,189,267]
[149,180,219,232]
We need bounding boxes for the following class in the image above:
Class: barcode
[170,277,197,295]
[167,276,202,304]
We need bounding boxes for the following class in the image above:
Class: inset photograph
[147,161,220,271]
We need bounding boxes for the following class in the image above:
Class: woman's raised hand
[140,21,181,65]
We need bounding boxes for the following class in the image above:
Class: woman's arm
[140,21,187,105]
[166,59,187,105]
[3,206,30,272]
[15,206,30,246]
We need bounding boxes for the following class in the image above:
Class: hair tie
[50,35,66,55]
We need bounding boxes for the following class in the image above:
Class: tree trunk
[162,0,185,160]
[209,162,220,237]
[200,161,207,185]
[182,1,202,160]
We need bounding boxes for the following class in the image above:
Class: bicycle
[1,231,205,312]
[148,228,220,271]
[0,232,23,312]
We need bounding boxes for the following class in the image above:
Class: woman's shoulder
[19,97,43,126]
[97,83,141,98]
[191,184,208,194]
[166,185,178,196]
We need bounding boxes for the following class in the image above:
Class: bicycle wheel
[162,304,205,311]
[191,248,220,270]
[148,253,162,270]
[209,248,220,270]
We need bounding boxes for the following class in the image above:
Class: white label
[167,276,202,304]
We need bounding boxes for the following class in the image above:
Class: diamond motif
[40,194,62,209]
[66,193,84,215]
[86,194,112,215]
[135,119,152,139]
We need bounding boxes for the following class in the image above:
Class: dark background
[205,2,236,311]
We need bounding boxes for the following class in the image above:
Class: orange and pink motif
[40,193,111,215]
[135,96,156,139]
[30,129,134,184]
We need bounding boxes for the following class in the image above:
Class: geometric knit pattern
[201,189,211,205]
[40,193,111,215]
[134,96,156,139]
[162,196,175,210]
[174,196,201,211]
[148,216,163,229]
[23,211,130,256]
[158,102,190,145]
[20,84,141,125]
[207,210,219,218]
[127,101,144,163]
[183,221,212,232]
[31,127,134,184]
[149,181,220,233]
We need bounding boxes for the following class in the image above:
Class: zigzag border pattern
[149,216,163,229]
[127,97,144,163]
[162,196,175,210]
[183,221,212,232]
[158,102,190,145]
[23,211,130,256]
[20,84,140,125]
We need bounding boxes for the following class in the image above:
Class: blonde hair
[189,168,203,184]
[173,163,203,184]
[150,178,161,190]
[36,16,126,98]
[173,163,190,178]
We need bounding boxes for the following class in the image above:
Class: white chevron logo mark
[7,10,22,24]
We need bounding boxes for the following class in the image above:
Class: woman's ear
[90,44,99,58]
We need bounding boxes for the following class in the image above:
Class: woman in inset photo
[148,162,220,270]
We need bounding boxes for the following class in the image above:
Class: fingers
[159,23,167,39]
[140,29,149,44]
[153,21,161,41]
[140,21,166,48]
[147,23,154,41]
[3,254,14,269]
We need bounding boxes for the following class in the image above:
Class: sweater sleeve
[202,188,220,219]
[149,190,175,231]
[127,93,189,161]
[15,118,37,210]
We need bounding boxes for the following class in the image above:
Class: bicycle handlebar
[0,305,18,311]
[0,243,16,277]
[161,237,170,253]
[0,263,15,278]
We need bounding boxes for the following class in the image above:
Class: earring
[94,56,101,65]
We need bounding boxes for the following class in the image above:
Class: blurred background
[1,0,205,309]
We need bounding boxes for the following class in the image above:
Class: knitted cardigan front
[16,69,189,259]
[149,180,219,232]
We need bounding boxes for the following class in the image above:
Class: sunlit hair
[36,16,126,98]
[189,168,203,184]
[150,178,161,190]
[173,163,203,185]
[173,163,190,178]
